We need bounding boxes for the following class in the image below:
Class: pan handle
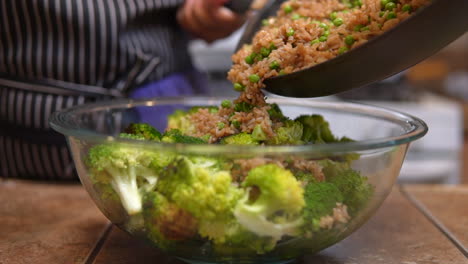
[224,0,253,13]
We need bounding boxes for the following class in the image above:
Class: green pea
[310,39,320,45]
[249,74,260,83]
[245,54,254,65]
[352,0,362,8]
[279,70,286,75]
[221,99,232,108]
[319,22,329,30]
[360,26,370,31]
[385,2,396,10]
[286,28,295,36]
[379,11,386,17]
[319,35,328,42]
[322,30,330,37]
[386,11,397,20]
[354,24,364,31]
[284,5,293,13]
[402,4,412,12]
[233,83,245,92]
[269,60,280,70]
[217,122,225,129]
[333,18,344,26]
[381,0,389,7]
[260,47,271,57]
[338,46,348,54]
[291,13,301,20]
[345,35,355,46]
[330,12,338,20]
[256,53,264,62]
[262,19,270,26]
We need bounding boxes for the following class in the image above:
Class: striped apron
[0,0,198,180]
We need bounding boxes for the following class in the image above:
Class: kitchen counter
[1,180,467,264]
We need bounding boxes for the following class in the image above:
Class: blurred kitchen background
[188,29,468,185]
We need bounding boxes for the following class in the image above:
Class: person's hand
[177,0,246,43]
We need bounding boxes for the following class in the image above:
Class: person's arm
[176,0,246,43]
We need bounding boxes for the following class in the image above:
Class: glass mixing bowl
[50,97,427,264]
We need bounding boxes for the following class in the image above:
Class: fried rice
[186,0,430,142]
[228,0,430,106]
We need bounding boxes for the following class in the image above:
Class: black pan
[236,0,468,98]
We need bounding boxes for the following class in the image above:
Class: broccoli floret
[293,171,319,185]
[161,129,207,144]
[252,125,268,141]
[295,115,356,144]
[167,106,218,135]
[219,132,259,145]
[267,120,303,145]
[87,142,172,215]
[295,115,336,143]
[123,123,162,141]
[167,110,196,135]
[234,102,254,112]
[320,160,373,215]
[119,133,146,140]
[156,157,243,243]
[213,224,277,254]
[267,103,286,121]
[188,106,219,114]
[302,182,344,231]
[142,191,198,248]
[234,164,305,241]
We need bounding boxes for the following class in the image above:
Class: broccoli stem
[107,166,143,215]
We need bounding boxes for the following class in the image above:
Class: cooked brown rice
[188,0,430,142]
[228,0,430,106]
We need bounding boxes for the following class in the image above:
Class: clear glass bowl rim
[49,96,428,155]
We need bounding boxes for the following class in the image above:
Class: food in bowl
[49,98,427,263]
[86,104,373,255]
[228,0,431,105]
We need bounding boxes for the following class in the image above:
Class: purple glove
[129,69,209,131]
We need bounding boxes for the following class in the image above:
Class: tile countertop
[1,180,467,264]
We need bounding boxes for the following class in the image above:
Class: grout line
[400,185,468,258]
[83,221,113,264]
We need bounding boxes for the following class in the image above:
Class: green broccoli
[142,191,198,248]
[295,115,336,143]
[118,133,146,140]
[123,123,162,141]
[156,157,244,243]
[167,110,196,135]
[161,129,207,144]
[252,125,268,141]
[267,120,303,145]
[267,103,286,121]
[213,224,277,254]
[219,132,259,145]
[188,106,219,114]
[234,164,305,241]
[320,160,373,215]
[87,142,172,215]
[234,102,254,112]
[167,106,219,135]
[302,182,344,231]
[295,115,356,144]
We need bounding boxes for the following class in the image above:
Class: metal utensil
[236,0,468,98]
[225,0,254,13]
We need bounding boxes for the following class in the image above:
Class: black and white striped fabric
[0,0,194,180]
